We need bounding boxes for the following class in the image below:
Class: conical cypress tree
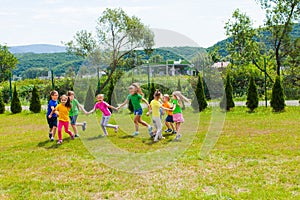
[203,79,211,100]
[148,80,155,103]
[84,85,95,111]
[29,85,41,113]
[246,76,258,112]
[96,80,101,95]
[220,73,235,111]
[191,75,207,112]
[11,85,22,114]
[0,91,5,114]
[270,76,285,112]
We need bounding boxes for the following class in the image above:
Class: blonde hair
[130,83,144,96]
[96,94,104,98]
[172,91,190,104]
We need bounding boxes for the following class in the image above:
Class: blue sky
[0,0,265,48]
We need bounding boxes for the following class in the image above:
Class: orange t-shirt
[162,102,173,116]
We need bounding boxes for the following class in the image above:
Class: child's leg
[100,116,108,135]
[71,124,78,135]
[63,121,74,137]
[52,126,57,138]
[176,122,181,134]
[133,115,140,132]
[170,122,175,130]
[57,121,63,141]
[165,121,171,129]
[153,117,162,140]
[137,116,149,127]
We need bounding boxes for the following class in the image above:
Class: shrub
[246,76,259,112]
[29,85,41,113]
[191,75,207,112]
[220,73,235,111]
[0,91,5,114]
[84,85,95,111]
[271,76,285,112]
[11,85,22,114]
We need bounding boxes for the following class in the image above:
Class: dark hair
[60,94,72,108]
[67,91,74,96]
[49,90,58,101]
[154,89,161,97]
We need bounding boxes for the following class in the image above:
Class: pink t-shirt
[94,101,111,116]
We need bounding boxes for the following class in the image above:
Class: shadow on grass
[86,135,106,141]
[119,135,135,139]
[37,137,73,149]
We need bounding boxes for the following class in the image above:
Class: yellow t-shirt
[150,99,161,117]
[162,102,173,116]
[56,104,71,122]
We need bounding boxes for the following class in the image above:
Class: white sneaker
[114,125,119,133]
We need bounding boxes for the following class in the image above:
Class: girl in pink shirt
[86,94,119,136]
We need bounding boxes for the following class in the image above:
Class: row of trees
[0,85,41,114]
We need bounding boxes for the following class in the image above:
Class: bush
[11,85,22,114]
[271,76,285,112]
[246,76,259,112]
[191,75,207,112]
[29,85,41,113]
[220,73,235,111]
[0,91,5,114]
[84,85,95,111]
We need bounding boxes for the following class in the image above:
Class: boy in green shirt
[68,91,87,137]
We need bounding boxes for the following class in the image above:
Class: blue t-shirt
[47,99,58,117]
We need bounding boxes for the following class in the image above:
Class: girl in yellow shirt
[55,95,74,144]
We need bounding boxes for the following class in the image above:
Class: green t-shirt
[127,94,142,110]
[173,99,182,114]
[69,99,79,116]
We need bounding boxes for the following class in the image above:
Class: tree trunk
[275,48,281,76]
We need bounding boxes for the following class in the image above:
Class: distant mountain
[9,44,66,54]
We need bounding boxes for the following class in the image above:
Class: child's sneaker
[148,126,153,135]
[57,140,62,144]
[165,129,172,133]
[172,130,177,135]
[50,136,54,141]
[82,122,87,131]
[71,135,75,140]
[114,125,119,133]
[174,134,182,141]
[49,133,52,139]
[132,132,139,136]
[159,136,165,140]
[154,138,159,142]
[75,134,79,138]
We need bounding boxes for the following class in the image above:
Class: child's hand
[146,112,150,116]
[48,114,52,119]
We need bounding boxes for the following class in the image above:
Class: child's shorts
[47,116,58,128]
[69,115,78,125]
[134,108,143,116]
[165,115,174,123]
[173,113,184,123]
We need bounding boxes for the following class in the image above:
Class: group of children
[46,83,190,144]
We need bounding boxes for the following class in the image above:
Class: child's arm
[86,108,96,115]
[117,99,129,110]
[141,97,151,111]
[146,104,152,116]
[78,103,88,114]
[108,105,118,111]
[48,106,55,118]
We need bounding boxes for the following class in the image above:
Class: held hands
[48,114,52,119]
[146,112,150,116]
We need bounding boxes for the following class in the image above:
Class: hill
[207,23,300,57]
[9,44,66,54]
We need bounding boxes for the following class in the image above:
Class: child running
[55,95,75,144]
[86,94,119,137]
[117,83,153,136]
[67,91,87,137]
[170,91,190,141]
[47,90,58,141]
[162,94,175,134]
[147,90,164,142]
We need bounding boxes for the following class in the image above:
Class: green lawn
[0,107,299,199]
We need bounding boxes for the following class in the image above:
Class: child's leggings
[101,115,117,135]
[152,117,162,140]
[58,120,73,140]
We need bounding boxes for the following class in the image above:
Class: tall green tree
[246,76,259,112]
[0,91,5,114]
[191,75,208,112]
[29,86,41,113]
[148,80,155,103]
[84,85,95,111]
[220,73,235,111]
[0,45,18,82]
[271,76,285,112]
[66,8,154,90]
[10,85,22,114]
[258,0,300,76]
[225,9,273,82]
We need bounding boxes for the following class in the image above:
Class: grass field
[0,107,299,200]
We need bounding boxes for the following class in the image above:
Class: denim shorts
[47,116,57,128]
[134,108,143,116]
[69,115,78,125]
